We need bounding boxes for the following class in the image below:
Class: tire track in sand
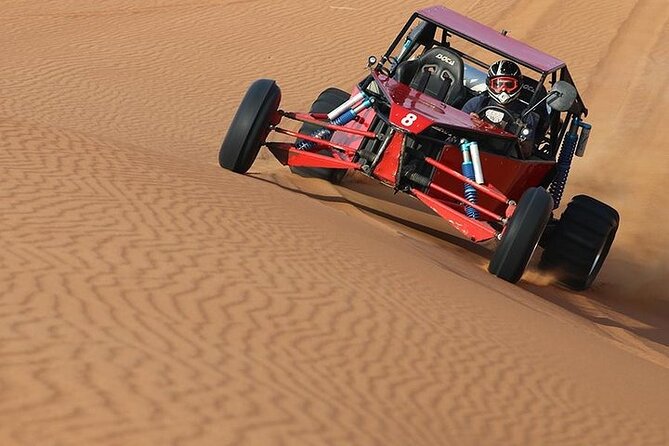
[1,116,667,445]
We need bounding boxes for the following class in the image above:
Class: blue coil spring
[549,118,579,208]
[295,128,332,151]
[295,108,359,151]
[461,161,479,219]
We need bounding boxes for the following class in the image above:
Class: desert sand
[1,1,668,445]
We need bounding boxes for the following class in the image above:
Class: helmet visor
[488,76,520,94]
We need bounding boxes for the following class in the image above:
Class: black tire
[219,79,281,174]
[540,195,619,290]
[489,187,554,283]
[290,87,350,184]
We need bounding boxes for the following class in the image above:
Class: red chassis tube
[263,110,512,242]
[272,126,358,155]
[423,156,510,205]
[427,182,504,222]
[264,110,372,168]
[281,111,378,139]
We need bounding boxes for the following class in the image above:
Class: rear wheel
[290,87,350,184]
[540,195,619,290]
[219,79,281,174]
[489,187,554,283]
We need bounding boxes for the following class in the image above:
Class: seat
[518,78,550,139]
[394,46,466,107]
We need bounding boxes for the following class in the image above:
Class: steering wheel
[477,105,517,129]
[476,105,526,159]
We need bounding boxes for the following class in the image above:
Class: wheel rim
[525,239,542,272]
[586,229,615,282]
[588,243,606,278]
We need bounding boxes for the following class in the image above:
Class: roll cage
[370,6,588,159]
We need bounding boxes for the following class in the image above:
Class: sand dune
[1,1,668,445]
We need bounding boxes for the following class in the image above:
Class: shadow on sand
[248,170,669,351]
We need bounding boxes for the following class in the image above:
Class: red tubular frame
[426,182,505,222]
[423,156,510,204]
[272,127,358,154]
[264,108,511,243]
[266,143,359,169]
[263,110,380,169]
[280,111,378,139]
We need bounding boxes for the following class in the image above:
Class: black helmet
[486,60,522,105]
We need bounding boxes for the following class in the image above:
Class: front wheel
[219,79,281,174]
[539,195,619,290]
[489,187,554,283]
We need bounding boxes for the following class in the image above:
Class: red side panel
[412,189,498,242]
[373,132,406,185]
[429,145,555,214]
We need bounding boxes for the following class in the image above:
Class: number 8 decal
[401,113,418,127]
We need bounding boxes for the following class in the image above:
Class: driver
[461,59,539,158]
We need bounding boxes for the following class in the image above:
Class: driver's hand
[470,112,480,119]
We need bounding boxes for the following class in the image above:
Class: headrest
[415,47,464,76]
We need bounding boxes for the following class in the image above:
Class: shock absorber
[549,116,579,208]
[460,139,480,219]
[295,94,373,151]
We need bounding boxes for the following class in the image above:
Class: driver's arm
[518,111,540,158]
[462,95,486,115]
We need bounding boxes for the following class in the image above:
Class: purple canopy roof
[417,6,565,73]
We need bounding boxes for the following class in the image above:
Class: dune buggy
[218,5,619,290]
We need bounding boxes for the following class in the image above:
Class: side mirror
[367,55,378,68]
[547,80,577,112]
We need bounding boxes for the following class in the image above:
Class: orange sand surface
[1,1,668,445]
